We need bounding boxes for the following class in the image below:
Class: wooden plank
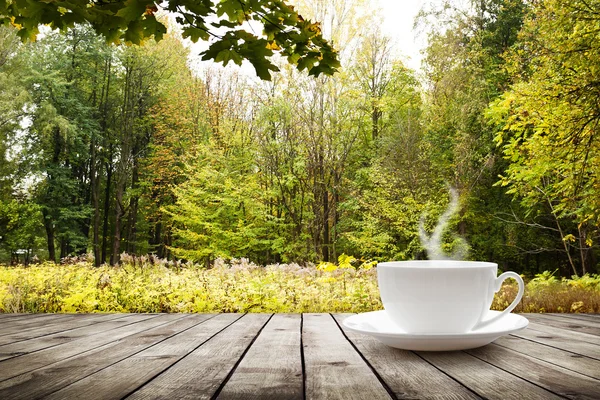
[0,314,151,361]
[526,322,600,346]
[303,313,392,400]
[495,334,600,380]
[0,314,48,321]
[523,314,600,336]
[0,313,124,347]
[547,314,600,326]
[512,328,600,360]
[417,351,563,400]
[466,344,600,400]
[0,314,200,399]
[554,314,600,322]
[0,313,169,381]
[527,322,600,345]
[216,314,303,400]
[0,314,74,335]
[0,313,69,326]
[332,314,479,400]
[126,313,271,400]
[44,314,233,400]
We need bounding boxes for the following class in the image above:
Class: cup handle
[472,271,525,331]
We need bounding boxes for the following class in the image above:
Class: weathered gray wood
[1,313,599,399]
[216,314,303,400]
[0,313,151,361]
[0,313,168,381]
[523,314,600,336]
[466,343,600,399]
[511,328,600,360]
[512,328,600,360]
[526,322,600,345]
[126,313,271,400]
[303,313,392,400]
[553,314,600,323]
[0,314,199,400]
[417,351,563,400]
[44,314,232,400]
[546,313,600,327]
[0,314,74,335]
[0,313,124,347]
[332,314,480,400]
[0,314,47,321]
[495,334,600,380]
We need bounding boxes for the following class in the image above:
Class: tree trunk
[322,186,330,262]
[126,162,139,254]
[99,55,112,265]
[42,209,56,263]
[111,180,125,265]
[372,106,380,141]
[101,156,112,264]
[89,134,100,266]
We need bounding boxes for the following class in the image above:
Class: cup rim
[377,260,497,269]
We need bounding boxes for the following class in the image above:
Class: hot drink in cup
[377,260,524,334]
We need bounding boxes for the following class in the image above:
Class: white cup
[377,260,525,334]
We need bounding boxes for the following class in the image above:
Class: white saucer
[342,310,529,351]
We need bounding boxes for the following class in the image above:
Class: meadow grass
[0,257,598,313]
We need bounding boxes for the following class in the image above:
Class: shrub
[1,256,598,313]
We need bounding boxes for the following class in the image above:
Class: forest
[0,0,598,277]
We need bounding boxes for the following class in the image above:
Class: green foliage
[1,0,599,277]
[1,0,340,80]
[0,200,44,260]
[1,261,598,313]
[168,143,273,264]
[0,259,382,313]
[490,0,600,275]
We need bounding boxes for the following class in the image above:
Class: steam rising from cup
[419,186,468,260]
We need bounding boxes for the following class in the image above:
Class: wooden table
[0,313,598,399]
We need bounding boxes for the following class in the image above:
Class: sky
[187,0,438,77]
[376,0,431,71]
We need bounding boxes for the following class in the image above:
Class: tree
[2,0,339,80]
[140,53,211,259]
[490,0,600,275]
[340,61,430,261]
[416,0,535,270]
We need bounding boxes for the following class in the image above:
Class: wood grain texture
[0,314,159,361]
[0,313,124,347]
[417,351,564,400]
[332,314,480,400]
[0,314,47,321]
[126,313,271,400]
[514,325,600,359]
[0,314,196,400]
[523,314,600,336]
[44,314,231,400]
[0,313,599,399]
[553,314,600,323]
[0,314,74,335]
[543,314,600,328]
[527,322,600,345]
[466,343,600,399]
[216,314,303,400]
[495,334,600,380]
[0,313,166,381]
[303,313,392,400]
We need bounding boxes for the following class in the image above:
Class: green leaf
[124,20,144,44]
[116,0,149,21]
